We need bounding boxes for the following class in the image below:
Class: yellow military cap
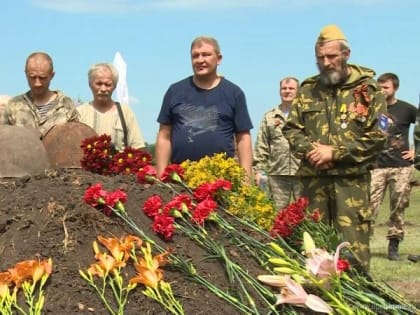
[316,24,347,43]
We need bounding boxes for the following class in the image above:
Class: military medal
[339,104,348,129]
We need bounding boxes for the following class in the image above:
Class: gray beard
[319,70,345,86]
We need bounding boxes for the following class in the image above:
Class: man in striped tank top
[1,52,79,138]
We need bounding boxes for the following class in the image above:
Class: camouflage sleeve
[63,97,80,122]
[0,104,7,124]
[414,107,420,171]
[0,96,11,124]
[331,89,387,164]
[253,113,270,172]
[5,99,19,126]
[282,95,314,159]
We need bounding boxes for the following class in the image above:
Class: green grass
[370,169,420,304]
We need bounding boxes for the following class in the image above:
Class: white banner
[113,52,129,105]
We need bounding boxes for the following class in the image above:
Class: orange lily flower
[97,235,143,263]
[147,251,169,271]
[32,258,53,282]
[87,263,106,278]
[129,243,169,289]
[89,251,125,278]
[129,264,163,289]
[97,236,126,262]
[8,260,36,288]
[0,271,12,298]
[119,235,143,259]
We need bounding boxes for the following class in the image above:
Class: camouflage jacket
[4,90,79,138]
[253,105,300,176]
[283,64,387,177]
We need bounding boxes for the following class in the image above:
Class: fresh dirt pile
[0,169,272,315]
[1,168,419,314]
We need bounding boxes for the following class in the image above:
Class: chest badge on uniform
[350,84,371,123]
[339,104,348,129]
[273,118,282,127]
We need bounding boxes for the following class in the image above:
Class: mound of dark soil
[0,169,271,314]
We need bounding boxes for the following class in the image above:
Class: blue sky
[1,0,419,144]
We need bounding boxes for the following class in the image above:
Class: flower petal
[284,275,307,297]
[305,294,333,314]
[303,231,316,254]
[275,294,306,306]
[257,275,287,287]
[333,242,351,271]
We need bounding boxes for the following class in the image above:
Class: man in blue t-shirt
[155,36,253,180]
[369,73,417,260]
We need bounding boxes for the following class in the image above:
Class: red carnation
[270,224,293,238]
[104,189,127,211]
[137,165,158,184]
[193,183,215,201]
[160,164,184,183]
[285,207,305,226]
[270,211,294,238]
[213,179,232,191]
[143,195,163,218]
[336,259,350,272]
[295,196,310,210]
[84,183,107,207]
[166,194,192,214]
[191,197,218,225]
[311,209,321,222]
[152,214,175,240]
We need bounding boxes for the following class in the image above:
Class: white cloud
[32,0,144,14]
[31,0,392,13]
[150,0,276,10]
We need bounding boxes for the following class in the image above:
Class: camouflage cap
[316,24,347,43]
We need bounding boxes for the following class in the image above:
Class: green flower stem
[110,206,255,314]
[160,281,184,315]
[17,279,47,315]
[10,288,28,315]
[232,270,259,315]
[79,271,118,315]
[341,279,418,315]
[212,214,272,258]
[174,258,254,314]
[108,272,132,315]
[175,218,277,314]
[151,178,181,196]
[176,181,194,195]
[148,282,185,315]
[0,292,14,315]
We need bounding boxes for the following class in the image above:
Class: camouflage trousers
[267,175,302,211]
[301,174,372,271]
[370,166,413,240]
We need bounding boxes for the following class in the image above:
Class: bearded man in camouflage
[283,25,387,271]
